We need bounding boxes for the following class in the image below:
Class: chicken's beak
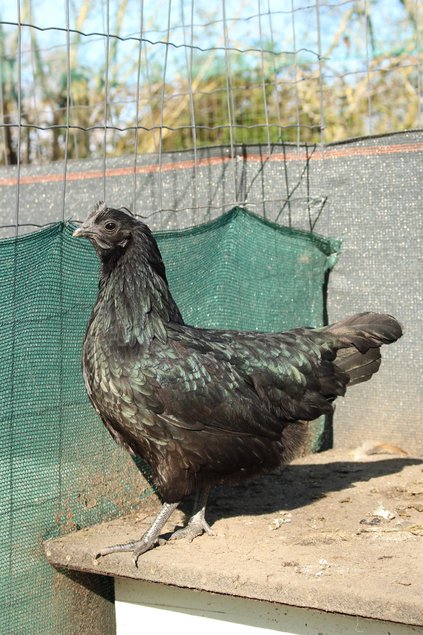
[73,225,93,238]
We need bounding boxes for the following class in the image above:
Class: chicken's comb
[93,201,107,214]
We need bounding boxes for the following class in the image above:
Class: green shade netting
[0,207,339,634]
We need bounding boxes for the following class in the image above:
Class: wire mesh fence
[0,0,422,230]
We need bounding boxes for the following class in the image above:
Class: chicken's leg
[96,500,179,567]
[169,487,213,542]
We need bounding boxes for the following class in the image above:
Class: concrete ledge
[44,448,423,627]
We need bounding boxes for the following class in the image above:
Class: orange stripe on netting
[0,142,421,187]
[288,142,423,161]
[0,156,233,187]
[251,141,423,163]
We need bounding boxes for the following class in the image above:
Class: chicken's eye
[105,222,117,231]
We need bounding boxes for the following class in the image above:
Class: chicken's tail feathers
[323,312,402,351]
[321,312,402,387]
[334,346,381,386]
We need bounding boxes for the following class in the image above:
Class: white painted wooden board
[115,578,423,635]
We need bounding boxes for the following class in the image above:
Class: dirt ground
[45,446,423,627]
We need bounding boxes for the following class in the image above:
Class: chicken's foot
[95,501,179,567]
[170,487,213,542]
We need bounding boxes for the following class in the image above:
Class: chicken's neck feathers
[93,230,180,346]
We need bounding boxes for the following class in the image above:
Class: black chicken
[73,202,402,566]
